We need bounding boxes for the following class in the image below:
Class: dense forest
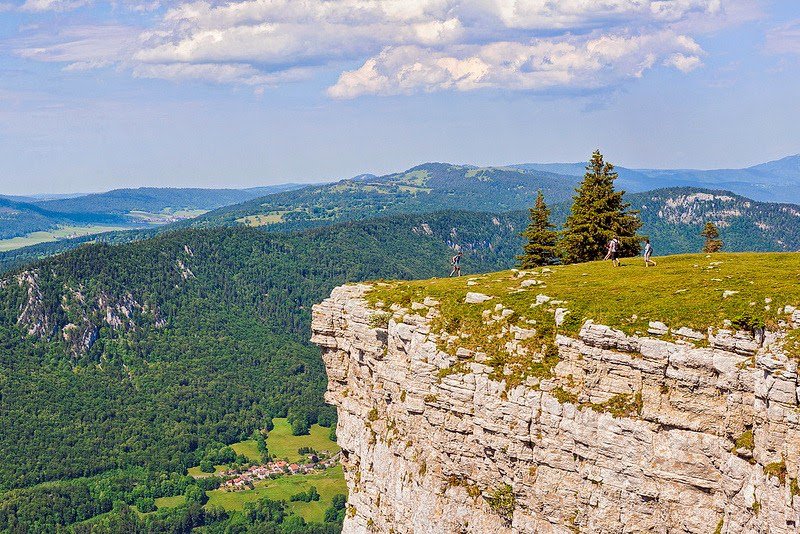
[0,210,523,531]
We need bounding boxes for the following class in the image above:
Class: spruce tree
[559,150,643,264]
[518,191,558,268]
[701,222,723,252]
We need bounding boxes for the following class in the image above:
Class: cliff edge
[311,253,800,533]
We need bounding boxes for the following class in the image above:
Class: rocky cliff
[311,257,800,533]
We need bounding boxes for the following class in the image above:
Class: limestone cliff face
[312,284,800,534]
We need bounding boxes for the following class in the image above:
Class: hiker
[644,238,657,267]
[449,251,463,277]
[606,237,621,267]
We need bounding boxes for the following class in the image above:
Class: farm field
[154,494,185,509]
[163,418,345,522]
[206,465,346,522]
[267,418,340,462]
[0,224,132,251]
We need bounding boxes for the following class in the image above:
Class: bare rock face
[311,284,800,534]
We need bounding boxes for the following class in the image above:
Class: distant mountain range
[0,184,310,241]
[1,154,799,265]
[514,154,800,203]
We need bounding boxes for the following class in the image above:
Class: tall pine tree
[518,191,557,268]
[701,222,723,252]
[559,150,643,264]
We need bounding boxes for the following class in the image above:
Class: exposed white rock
[648,321,669,335]
[723,290,739,298]
[312,284,800,534]
[672,326,705,341]
[465,292,493,304]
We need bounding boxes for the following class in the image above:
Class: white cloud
[664,52,703,72]
[19,0,89,11]
[14,25,139,71]
[13,0,747,96]
[328,31,704,98]
[132,62,313,85]
[765,20,800,56]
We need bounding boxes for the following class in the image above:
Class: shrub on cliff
[485,484,516,522]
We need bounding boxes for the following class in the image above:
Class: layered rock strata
[311,284,800,534]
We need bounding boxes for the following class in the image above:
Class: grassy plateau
[367,253,800,385]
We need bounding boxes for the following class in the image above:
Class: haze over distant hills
[0,183,310,243]
[514,154,800,204]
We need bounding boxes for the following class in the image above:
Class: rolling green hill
[34,185,307,215]
[186,163,578,231]
[0,197,128,240]
[0,185,310,247]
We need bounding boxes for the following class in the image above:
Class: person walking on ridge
[644,238,657,267]
[606,236,621,267]
[450,251,463,277]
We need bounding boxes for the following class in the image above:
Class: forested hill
[0,210,522,515]
[4,180,800,274]
[34,185,306,215]
[0,197,127,240]
[185,163,577,231]
[622,188,800,253]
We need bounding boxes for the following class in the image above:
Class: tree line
[519,150,726,267]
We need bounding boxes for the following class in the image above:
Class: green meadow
[167,417,344,522]
[205,465,347,522]
[267,418,340,463]
[0,225,131,251]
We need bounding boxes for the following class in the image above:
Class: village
[220,451,341,492]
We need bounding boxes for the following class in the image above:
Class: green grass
[186,439,262,478]
[205,465,346,522]
[267,419,339,463]
[154,494,186,509]
[367,253,800,384]
[128,209,208,221]
[231,439,262,463]
[187,464,227,478]
[0,225,132,251]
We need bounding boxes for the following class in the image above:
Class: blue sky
[0,0,798,195]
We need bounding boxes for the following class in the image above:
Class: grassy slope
[162,421,343,521]
[267,419,340,463]
[367,252,800,388]
[0,225,134,252]
[205,465,347,522]
[369,252,800,362]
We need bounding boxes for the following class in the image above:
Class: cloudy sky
[0,0,798,194]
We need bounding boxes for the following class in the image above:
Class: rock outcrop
[312,284,800,533]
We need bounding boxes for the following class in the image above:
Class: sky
[0,1,798,195]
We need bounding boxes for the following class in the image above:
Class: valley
[1,156,799,532]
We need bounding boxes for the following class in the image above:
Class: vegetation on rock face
[485,484,516,521]
[518,190,558,268]
[559,151,643,264]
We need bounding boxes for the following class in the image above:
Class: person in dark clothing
[449,251,463,277]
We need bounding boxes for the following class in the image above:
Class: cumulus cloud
[14,0,749,96]
[328,31,704,98]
